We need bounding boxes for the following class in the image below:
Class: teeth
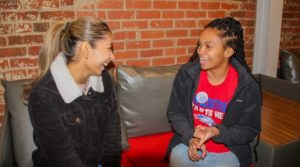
[200,57,207,60]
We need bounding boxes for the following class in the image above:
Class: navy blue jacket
[167,58,262,167]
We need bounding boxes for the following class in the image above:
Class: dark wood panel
[261,90,300,147]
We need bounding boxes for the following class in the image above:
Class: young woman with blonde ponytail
[27,17,121,167]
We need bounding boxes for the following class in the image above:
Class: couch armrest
[0,112,14,167]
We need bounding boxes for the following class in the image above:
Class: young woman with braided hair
[167,17,261,167]
[26,17,122,167]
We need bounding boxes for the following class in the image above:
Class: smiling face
[197,28,234,71]
[85,34,114,76]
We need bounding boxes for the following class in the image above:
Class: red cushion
[121,132,173,167]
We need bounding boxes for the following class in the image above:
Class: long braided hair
[189,17,251,72]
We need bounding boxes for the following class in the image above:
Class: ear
[78,41,91,60]
[224,47,234,58]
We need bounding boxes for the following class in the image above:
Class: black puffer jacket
[167,58,262,167]
[28,69,121,167]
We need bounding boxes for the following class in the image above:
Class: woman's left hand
[194,125,220,147]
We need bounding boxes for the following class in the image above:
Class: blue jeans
[170,143,240,167]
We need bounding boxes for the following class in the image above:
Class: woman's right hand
[188,137,207,161]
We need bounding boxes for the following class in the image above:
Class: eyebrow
[199,41,214,45]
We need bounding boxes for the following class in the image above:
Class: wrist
[213,126,220,136]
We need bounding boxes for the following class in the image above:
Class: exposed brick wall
[281,0,300,51]
[0,0,257,127]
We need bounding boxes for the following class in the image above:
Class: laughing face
[86,34,114,76]
[197,28,233,71]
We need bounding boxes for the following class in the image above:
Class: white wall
[252,0,284,77]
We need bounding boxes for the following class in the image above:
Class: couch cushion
[116,65,181,137]
[122,132,173,167]
[279,49,300,84]
[2,79,36,167]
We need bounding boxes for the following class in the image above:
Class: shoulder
[29,72,59,101]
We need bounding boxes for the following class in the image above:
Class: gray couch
[278,49,300,84]
[0,64,180,167]
[1,64,300,167]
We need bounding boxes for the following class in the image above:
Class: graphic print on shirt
[192,91,227,127]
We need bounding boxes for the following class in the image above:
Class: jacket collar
[50,53,104,104]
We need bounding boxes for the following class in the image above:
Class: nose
[109,51,115,61]
[197,45,205,55]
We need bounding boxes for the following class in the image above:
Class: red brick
[141,49,163,57]
[0,0,20,10]
[122,21,148,29]
[0,59,9,70]
[177,39,198,46]
[114,51,139,59]
[187,47,198,56]
[10,58,38,68]
[8,35,43,45]
[221,3,239,10]
[177,55,190,64]
[285,5,300,11]
[201,2,220,9]
[136,11,161,19]
[230,11,256,18]
[150,20,172,28]
[2,70,27,80]
[165,48,186,56]
[108,11,134,20]
[240,3,256,10]
[0,24,14,35]
[240,20,255,27]
[0,47,26,58]
[191,29,201,37]
[0,37,7,47]
[126,1,151,9]
[186,11,206,18]
[178,2,199,9]
[41,0,59,9]
[113,32,136,40]
[245,27,254,34]
[153,40,175,48]
[1,11,39,22]
[27,68,38,77]
[207,11,225,18]
[33,22,49,32]
[80,3,95,10]
[15,23,32,33]
[61,0,74,6]
[153,1,177,9]
[113,42,125,50]
[107,21,121,29]
[98,1,124,9]
[28,46,41,55]
[162,11,184,19]
[126,59,151,67]
[126,41,151,49]
[153,57,175,66]
[166,30,188,37]
[77,11,97,18]
[244,43,254,50]
[40,11,74,21]
[141,31,164,39]
[198,19,211,27]
[97,11,106,19]
[283,12,300,19]
[175,20,196,28]
[294,28,300,33]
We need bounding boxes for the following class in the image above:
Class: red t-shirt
[192,65,238,153]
